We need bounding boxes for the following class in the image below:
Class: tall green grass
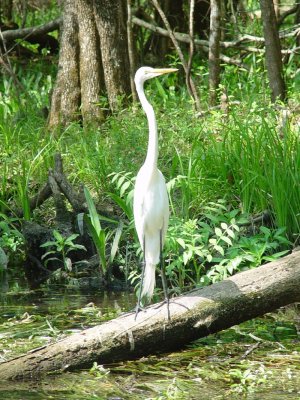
[219,107,300,241]
[1,54,299,272]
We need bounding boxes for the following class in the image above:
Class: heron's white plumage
[133,66,176,303]
[133,166,169,300]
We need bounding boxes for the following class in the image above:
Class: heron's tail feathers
[140,263,156,303]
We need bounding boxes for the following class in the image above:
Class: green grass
[0,53,299,290]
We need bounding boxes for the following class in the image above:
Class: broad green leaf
[227,228,235,239]
[195,249,204,258]
[110,221,124,263]
[41,250,56,259]
[260,226,271,235]
[232,224,240,232]
[221,236,232,246]
[207,254,213,262]
[65,233,80,243]
[108,192,132,220]
[215,227,222,237]
[120,181,131,197]
[116,175,126,189]
[84,186,101,235]
[40,240,56,248]
[214,245,224,256]
[53,230,63,242]
[65,257,72,272]
[176,238,186,248]
[84,215,106,273]
[183,251,190,265]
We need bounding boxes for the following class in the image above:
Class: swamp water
[0,276,300,400]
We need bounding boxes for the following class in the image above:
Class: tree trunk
[1,249,300,380]
[0,0,13,23]
[260,0,286,102]
[93,0,131,112]
[296,2,300,46]
[77,0,103,126]
[48,0,130,129]
[48,0,81,128]
[209,0,221,106]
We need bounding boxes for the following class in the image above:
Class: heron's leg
[135,235,146,320]
[160,229,170,321]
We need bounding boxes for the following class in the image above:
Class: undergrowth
[0,53,299,291]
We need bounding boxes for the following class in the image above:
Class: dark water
[0,273,300,399]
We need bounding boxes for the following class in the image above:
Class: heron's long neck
[136,82,158,169]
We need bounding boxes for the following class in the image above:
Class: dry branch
[14,153,110,219]
[151,0,201,111]
[133,16,248,69]
[277,6,299,26]
[1,248,300,380]
[0,18,61,42]
[132,16,300,63]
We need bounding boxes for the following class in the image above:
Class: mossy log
[1,249,300,380]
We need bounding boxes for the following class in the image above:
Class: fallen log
[1,248,300,380]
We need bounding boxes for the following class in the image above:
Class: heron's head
[134,66,178,85]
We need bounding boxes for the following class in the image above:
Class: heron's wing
[133,167,169,253]
[133,169,147,247]
[157,170,169,245]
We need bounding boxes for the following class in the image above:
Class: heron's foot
[134,303,146,320]
[154,297,171,321]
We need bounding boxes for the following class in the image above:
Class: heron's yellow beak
[152,68,178,76]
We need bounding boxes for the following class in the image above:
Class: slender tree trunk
[186,0,195,107]
[209,0,221,106]
[127,0,137,102]
[93,0,131,112]
[48,0,81,128]
[295,3,300,46]
[260,0,286,102]
[0,249,300,380]
[77,0,103,126]
[152,0,201,111]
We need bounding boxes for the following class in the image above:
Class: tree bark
[1,249,300,380]
[77,0,103,126]
[48,0,81,128]
[260,0,286,102]
[93,0,131,112]
[48,0,130,129]
[209,0,221,106]
[296,3,300,46]
[126,0,138,102]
